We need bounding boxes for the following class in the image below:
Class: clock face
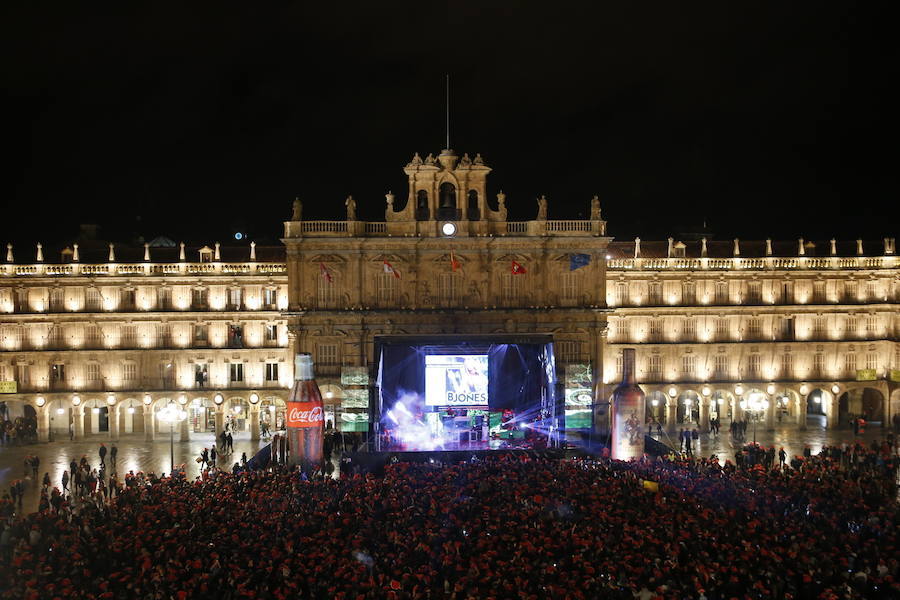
[441,222,457,236]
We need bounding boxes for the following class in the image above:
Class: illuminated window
[716,318,729,341]
[194,324,207,344]
[649,319,662,342]
[52,363,67,382]
[556,340,580,365]
[317,343,339,366]
[746,318,762,340]
[846,316,858,338]
[560,273,579,304]
[192,288,207,310]
[265,362,279,382]
[812,353,824,377]
[158,287,171,310]
[844,353,857,375]
[613,282,627,306]
[780,353,793,378]
[747,354,760,379]
[615,353,623,379]
[865,316,878,335]
[265,324,278,342]
[682,318,696,341]
[229,288,242,310]
[50,288,64,312]
[439,273,462,307]
[681,355,695,379]
[317,277,337,309]
[844,281,858,303]
[747,282,761,304]
[121,289,136,310]
[122,362,137,383]
[813,281,826,304]
[616,319,631,342]
[715,281,728,305]
[647,355,663,380]
[121,325,135,347]
[682,282,695,304]
[16,364,29,387]
[714,355,728,379]
[780,282,794,304]
[264,288,277,308]
[377,273,397,305]
[813,316,826,338]
[500,274,521,306]
[865,281,877,302]
[649,282,663,305]
[86,325,102,348]
[85,288,101,312]
[85,363,100,384]
[866,353,878,371]
[156,324,170,347]
[229,363,244,383]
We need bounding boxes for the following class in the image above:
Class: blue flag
[570,253,591,271]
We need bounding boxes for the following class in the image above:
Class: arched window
[438,182,457,220]
[416,190,429,221]
[467,189,479,221]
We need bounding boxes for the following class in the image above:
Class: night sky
[2,4,894,248]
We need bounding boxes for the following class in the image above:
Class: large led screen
[425,354,489,406]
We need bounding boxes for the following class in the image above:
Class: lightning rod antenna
[445,74,450,150]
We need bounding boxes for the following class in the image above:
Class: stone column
[249,406,261,441]
[37,405,50,442]
[143,408,155,441]
[108,405,119,441]
[73,406,85,440]
[765,399,776,431]
[214,406,224,438]
[699,398,710,432]
[179,414,190,442]
[825,395,838,430]
[665,399,677,433]
[733,398,744,423]
[797,396,807,431]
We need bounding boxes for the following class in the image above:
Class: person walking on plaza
[219,430,228,453]
[678,428,685,451]
[31,456,39,478]
[42,472,50,488]
[61,470,69,493]
[200,448,209,469]
[99,443,107,466]
[210,446,217,465]
[691,428,699,453]
[110,444,118,467]
[227,431,233,454]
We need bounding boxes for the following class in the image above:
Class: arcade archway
[838,387,885,426]
[711,390,734,421]
[645,391,666,424]
[676,390,700,424]
[806,388,832,428]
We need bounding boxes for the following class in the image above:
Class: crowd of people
[0,434,897,600]
[0,416,38,446]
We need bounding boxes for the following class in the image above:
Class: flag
[383,260,400,279]
[450,251,460,272]
[570,253,591,271]
[511,260,527,275]
[319,262,333,283]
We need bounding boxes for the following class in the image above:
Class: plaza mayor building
[1,148,899,443]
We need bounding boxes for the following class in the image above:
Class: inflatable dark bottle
[286,353,325,472]
[611,348,645,460]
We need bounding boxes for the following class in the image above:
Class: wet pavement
[0,420,895,515]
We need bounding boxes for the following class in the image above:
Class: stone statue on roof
[292,197,302,221]
[345,195,357,221]
[590,195,601,220]
[497,191,507,221]
[410,152,423,166]
[473,153,484,165]
[536,195,548,221]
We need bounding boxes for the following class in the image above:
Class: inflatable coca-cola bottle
[285,353,325,472]
[610,348,645,461]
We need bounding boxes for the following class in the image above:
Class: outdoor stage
[372,334,563,454]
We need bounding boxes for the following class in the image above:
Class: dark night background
[1,3,895,248]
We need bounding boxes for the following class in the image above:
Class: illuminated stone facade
[0,242,292,442]
[605,238,900,431]
[2,149,899,442]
